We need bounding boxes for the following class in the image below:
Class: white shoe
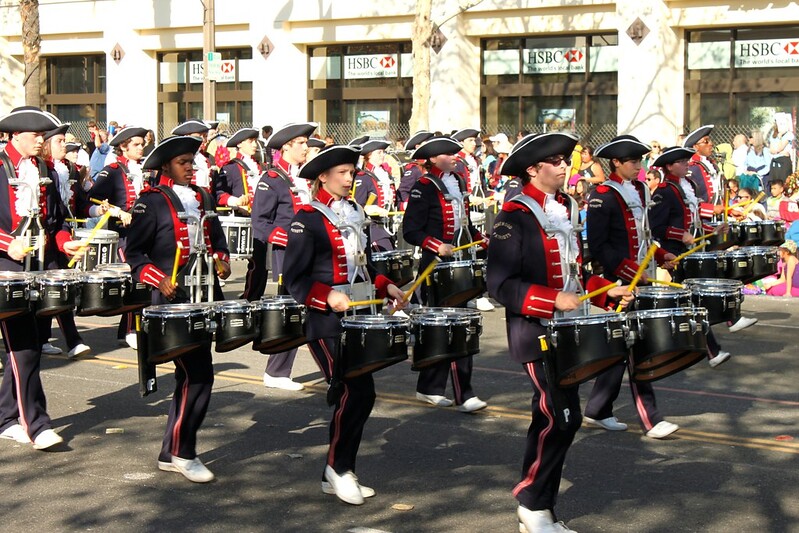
[32,429,64,450]
[322,480,375,498]
[458,396,488,413]
[68,343,91,359]
[584,416,628,431]
[323,465,365,505]
[646,420,680,439]
[708,351,731,368]
[0,423,31,444]
[474,297,495,311]
[41,343,62,355]
[728,316,758,333]
[263,373,304,391]
[392,309,409,318]
[518,506,577,533]
[159,456,215,483]
[416,392,453,407]
[125,333,138,350]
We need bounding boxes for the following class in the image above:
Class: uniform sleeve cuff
[268,227,288,247]
[699,203,715,219]
[585,276,616,308]
[373,274,393,298]
[614,259,640,282]
[520,285,559,319]
[55,230,72,253]
[472,232,487,249]
[140,264,167,288]
[666,227,685,241]
[306,281,333,312]
[0,230,13,252]
[654,247,668,265]
[422,236,444,254]
[215,252,230,264]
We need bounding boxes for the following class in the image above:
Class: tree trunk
[20,0,41,107]
[410,0,432,134]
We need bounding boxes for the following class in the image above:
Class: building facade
[0,0,797,145]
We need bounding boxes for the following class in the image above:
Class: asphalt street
[1,262,798,533]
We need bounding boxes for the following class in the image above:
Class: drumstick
[171,242,183,285]
[724,198,752,213]
[579,280,621,302]
[67,211,112,268]
[365,193,377,206]
[672,241,708,264]
[387,211,405,216]
[451,240,486,254]
[691,232,716,244]
[648,279,685,288]
[741,191,766,217]
[212,252,224,273]
[347,299,384,308]
[89,197,122,211]
[240,169,251,209]
[615,243,658,312]
[723,187,729,225]
[65,218,87,223]
[216,206,233,211]
[390,258,441,315]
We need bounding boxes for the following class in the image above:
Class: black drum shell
[628,309,699,371]
[705,223,741,251]
[738,222,763,246]
[143,310,212,364]
[674,254,726,282]
[253,303,305,353]
[76,278,125,317]
[690,291,741,325]
[215,305,261,353]
[545,317,627,387]
[373,252,415,287]
[219,217,253,259]
[33,279,79,317]
[0,280,31,320]
[341,320,409,378]
[634,289,692,311]
[759,220,785,246]
[744,247,779,283]
[98,279,152,316]
[427,260,486,307]
[410,320,470,371]
[631,350,705,382]
[725,252,753,281]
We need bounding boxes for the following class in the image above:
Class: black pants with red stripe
[243,238,269,302]
[157,343,214,462]
[584,359,662,432]
[0,311,52,441]
[416,356,475,405]
[307,337,375,475]
[515,359,582,513]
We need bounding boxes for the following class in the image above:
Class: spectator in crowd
[65,132,91,167]
[515,129,529,142]
[732,187,767,220]
[767,179,788,220]
[745,130,771,185]
[645,168,661,194]
[89,127,110,178]
[576,145,606,192]
[481,138,498,177]
[642,141,662,172]
[731,133,749,176]
[142,130,156,157]
[726,178,740,205]
[768,113,794,188]
[488,133,513,189]
[324,135,335,146]
[763,240,799,296]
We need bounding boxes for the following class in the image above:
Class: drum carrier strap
[424,172,472,249]
[600,180,656,267]
[0,151,49,270]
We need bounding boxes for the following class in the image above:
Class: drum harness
[601,180,658,280]
[423,173,478,262]
[663,178,704,238]
[0,150,50,271]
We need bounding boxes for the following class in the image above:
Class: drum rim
[637,286,690,296]
[78,272,127,282]
[143,303,211,317]
[214,300,255,312]
[0,272,32,281]
[258,295,302,309]
[550,312,627,325]
[218,216,252,226]
[373,249,413,259]
[683,278,743,287]
[628,307,695,318]
[411,306,481,318]
[411,314,471,325]
[342,314,410,327]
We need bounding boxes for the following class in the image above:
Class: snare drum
[141,304,213,364]
[705,221,740,251]
[745,246,779,282]
[340,314,410,378]
[725,249,753,281]
[759,219,785,246]
[31,270,80,317]
[76,271,126,316]
[738,220,763,246]
[214,300,260,352]
[410,309,476,370]
[635,286,692,310]
[428,307,483,356]
[73,228,119,271]
[683,278,742,325]
[372,250,415,287]
[0,272,31,320]
[253,295,306,353]
[219,216,253,260]
[675,251,726,281]
[427,259,486,307]
[97,263,152,314]
[627,307,703,372]
[545,313,628,387]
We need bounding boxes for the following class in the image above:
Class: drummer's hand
[554,291,580,312]
[714,222,729,234]
[113,209,132,227]
[438,243,455,257]
[216,260,231,280]
[681,231,694,245]
[386,284,407,311]
[712,204,725,215]
[7,238,28,261]
[62,240,87,259]
[609,286,635,308]
[94,200,111,216]
[236,193,251,207]
[662,252,678,270]
[327,290,350,313]
[158,278,178,300]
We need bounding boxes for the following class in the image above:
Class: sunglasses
[541,155,571,166]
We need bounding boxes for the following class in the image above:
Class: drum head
[143,303,210,318]
[258,295,301,309]
[214,299,254,313]
[342,314,409,328]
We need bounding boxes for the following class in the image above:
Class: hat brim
[266,123,318,149]
[594,137,651,160]
[411,138,462,160]
[683,125,714,148]
[307,138,327,149]
[142,136,202,170]
[110,127,149,147]
[43,123,70,141]
[451,128,480,142]
[652,147,696,167]
[226,128,259,148]
[0,108,62,133]
[360,140,390,155]
[298,145,361,180]
[404,131,434,151]
[500,133,578,177]
[171,120,210,136]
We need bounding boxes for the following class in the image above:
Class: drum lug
[573,324,580,346]
[547,326,558,348]
[142,318,149,334]
[388,327,394,347]
[701,318,709,335]
[669,315,676,336]
[28,288,40,302]
[206,317,216,334]
[361,329,367,347]
[622,322,633,347]
[448,324,453,345]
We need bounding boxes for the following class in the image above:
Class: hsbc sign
[736,38,799,68]
[524,47,586,74]
[344,54,399,79]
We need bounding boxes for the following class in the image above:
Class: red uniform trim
[373,274,393,299]
[306,281,333,311]
[55,230,71,253]
[140,264,167,288]
[422,236,444,254]
[268,226,288,247]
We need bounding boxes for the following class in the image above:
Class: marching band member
[684,125,723,205]
[282,144,406,505]
[403,136,488,412]
[245,122,317,391]
[215,127,260,212]
[0,107,86,450]
[126,136,231,482]
[89,125,149,349]
[397,131,434,211]
[486,132,632,533]
[306,137,326,162]
[353,139,395,251]
[585,135,678,439]
[171,119,217,192]
[452,128,483,195]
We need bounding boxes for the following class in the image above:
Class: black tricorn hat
[109,126,149,147]
[65,142,81,154]
[142,136,201,170]
[0,106,62,133]
[205,120,220,130]
[171,119,210,136]
[298,144,360,180]
[360,140,390,155]
[266,122,318,149]
[500,132,578,177]
[349,135,370,147]
[594,135,651,160]
[307,138,327,149]
[404,130,434,151]
[43,123,70,141]
[652,146,696,168]
[683,125,714,148]
[226,128,259,148]
[411,137,462,160]
[451,128,480,142]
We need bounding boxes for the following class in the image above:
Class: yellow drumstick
[691,232,717,244]
[741,191,766,217]
[648,279,685,288]
[65,218,87,223]
[387,211,405,216]
[89,197,123,211]
[67,211,112,268]
[451,240,486,254]
[390,258,441,315]
[171,242,183,285]
[365,193,377,206]
[212,252,224,273]
[22,244,38,254]
[348,299,384,308]
[724,198,752,213]
[723,186,729,225]
[579,280,621,302]
[216,206,233,211]
[673,241,708,264]
[615,243,658,312]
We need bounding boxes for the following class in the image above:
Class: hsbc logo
[380,56,395,68]
[564,49,583,62]
[525,47,586,74]
[784,42,799,55]
[345,53,400,79]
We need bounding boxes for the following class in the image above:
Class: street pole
[202,0,216,120]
